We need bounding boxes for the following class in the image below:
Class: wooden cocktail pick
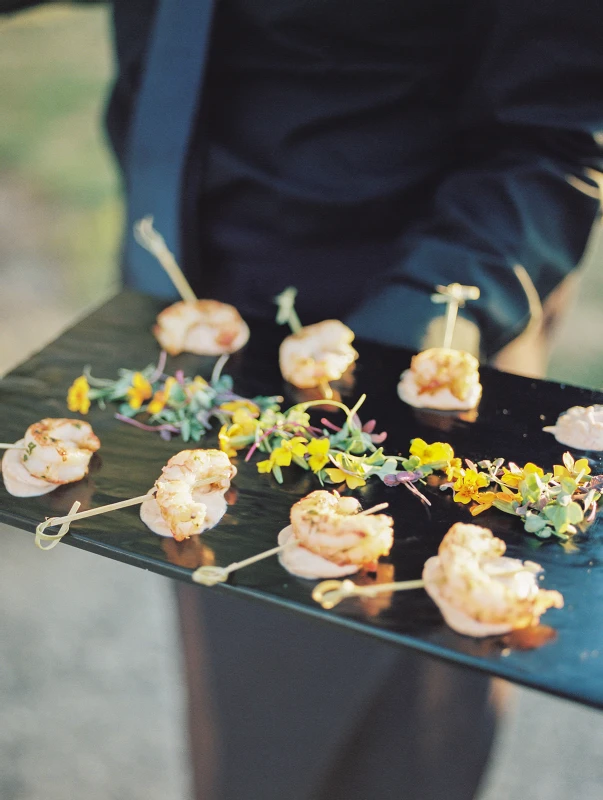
[192,543,287,586]
[35,492,155,550]
[192,502,390,586]
[134,216,197,303]
[430,282,480,349]
[0,443,25,450]
[312,577,425,610]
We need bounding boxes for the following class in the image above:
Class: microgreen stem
[211,354,230,384]
[114,414,180,433]
[403,480,431,506]
[319,381,334,400]
[149,350,167,383]
[274,287,303,333]
[320,418,341,432]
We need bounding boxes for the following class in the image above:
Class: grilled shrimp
[153,299,250,356]
[154,449,236,540]
[289,490,394,568]
[398,347,481,410]
[22,418,100,484]
[423,523,564,637]
[279,320,358,389]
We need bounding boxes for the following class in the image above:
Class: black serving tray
[2,291,603,708]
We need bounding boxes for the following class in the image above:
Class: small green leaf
[560,477,577,495]
[566,501,584,525]
[523,513,547,533]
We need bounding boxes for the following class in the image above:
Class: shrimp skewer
[193,500,391,586]
[398,347,482,410]
[279,490,394,579]
[423,522,563,637]
[1,419,100,498]
[135,218,250,356]
[153,299,250,356]
[279,320,358,390]
[275,287,358,394]
[34,448,236,551]
[141,448,237,541]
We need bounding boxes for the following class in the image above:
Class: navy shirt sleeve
[347,0,603,357]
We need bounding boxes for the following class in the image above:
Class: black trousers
[177,584,499,800]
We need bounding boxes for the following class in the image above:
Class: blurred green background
[0,3,601,382]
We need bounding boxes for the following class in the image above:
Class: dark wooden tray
[2,290,603,708]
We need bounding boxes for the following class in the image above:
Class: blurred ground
[1,5,603,800]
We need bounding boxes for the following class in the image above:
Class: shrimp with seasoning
[278,490,394,578]
[1,418,100,497]
[141,448,237,541]
[279,320,358,390]
[398,347,481,410]
[423,522,564,637]
[153,299,250,357]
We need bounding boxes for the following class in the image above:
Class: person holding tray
[3,1,602,799]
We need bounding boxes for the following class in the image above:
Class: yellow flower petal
[67,375,91,415]
[523,462,544,477]
[574,459,591,476]
[409,438,428,460]
[325,467,345,484]
[218,424,238,458]
[410,438,454,466]
[220,399,260,417]
[126,372,153,410]
[147,390,167,414]
[272,448,292,467]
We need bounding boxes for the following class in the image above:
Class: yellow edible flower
[67,375,91,415]
[219,399,260,417]
[453,468,490,504]
[469,490,519,516]
[325,454,366,490]
[306,438,331,473]
[409,438,455,466]
[185,375,209,399]
[231,407,260,435]
[218,410,260,458]
[126,372,153,410]
[147,376,177,414]
[501,462,544,489]
[257,437,308,474]
[219,424,238,458]
[445,457,463,482]
[554,459,591,481]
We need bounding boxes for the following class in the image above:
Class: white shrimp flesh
[283,490,394,575]
[153,299,250,356]
[148,449,236,541]
[398,347,481,410]
[279,320,358,389]
[423,522,564,637]
[22,418,100,485]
